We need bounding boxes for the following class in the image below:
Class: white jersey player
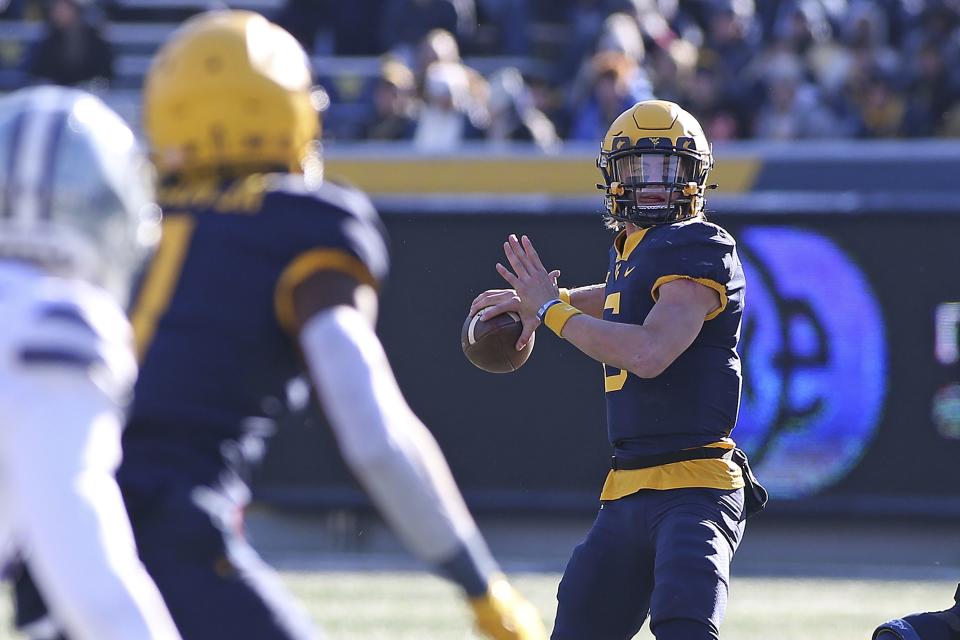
[0,86,180,640]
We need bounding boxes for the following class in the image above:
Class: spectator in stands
[485,66,559,152]
[413,60,486,150]
[277,0,383,55]
[771,0,833,56]
[598,12,654,97]
[648,37,698,106]
[682,61,741,141]
[0,0,42,89]
[697,0,760,136]
[835,1,901,85]
[361,59,420,141]
[262,0,960,143]
[827,24,905,139]
[381,0,476,58]
[524,71,569,138]
[0,0,42,20]
[476,0,531,55]
[568,12,652,109]
[705,0,760,73]
[554,0,616,86]
[627,0,682,51]
[597,11,645,66]
[27,0,112,88]
[900,0,960,61]
[416,28,463,82]
[415,29,490,129]
[900,40,958,137]
[939,102,960,138]
[752,52,841,139]
[841,1,891,52]
[568,51,648,141]
[275,0,325,52]
[852,71,905,138]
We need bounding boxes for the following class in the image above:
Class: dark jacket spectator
[277,0,383,55]
[381,0,476,53]
[900,41,958,137]
[569,51,650,141]
[0,0,42,20]
[28,0,112,87]
[362,59,420,141]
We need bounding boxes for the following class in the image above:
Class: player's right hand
[469,575,548,640]
[469,268,559,319]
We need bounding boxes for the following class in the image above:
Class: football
[461,309,534,373]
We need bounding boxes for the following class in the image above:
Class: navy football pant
[122,482,318,640]
[552,488,745,640]
[15,482,318,640]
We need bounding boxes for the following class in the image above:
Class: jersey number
[603,292,627,392]
[130,214,196,361]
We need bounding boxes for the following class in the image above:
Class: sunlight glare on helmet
[70,95,134,153]
[245,15,311,91]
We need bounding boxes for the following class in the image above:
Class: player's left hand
[496,234,559,351]
[469,575,548,640]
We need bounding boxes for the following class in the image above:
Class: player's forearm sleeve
[2,374,180,640]
[300,306,499,596]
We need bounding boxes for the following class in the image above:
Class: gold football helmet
[143,10,319,176]
[597,100,714,226]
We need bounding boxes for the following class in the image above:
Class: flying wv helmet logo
[736,227,887,499]
[633,136,677,149]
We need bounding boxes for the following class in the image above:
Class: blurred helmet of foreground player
[0,86,157,301]
[143,9,320,178]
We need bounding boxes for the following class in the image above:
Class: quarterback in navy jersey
[17,11,545,640]
[472,100,763,640]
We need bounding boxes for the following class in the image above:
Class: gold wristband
[544,303,582,337]
[558,287,571,305]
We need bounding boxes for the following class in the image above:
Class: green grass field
[290,571,952,639]
[0,570,952,638]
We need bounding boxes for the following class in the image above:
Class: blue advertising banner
[737,227,887,499]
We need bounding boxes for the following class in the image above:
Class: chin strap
[599,180,715,225]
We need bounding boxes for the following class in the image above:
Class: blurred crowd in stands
[4,0,960,148]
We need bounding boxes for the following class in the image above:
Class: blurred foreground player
[0,87,179,639]
[874,584,960,640]
[471,100,766,639]
[15,11,544,640]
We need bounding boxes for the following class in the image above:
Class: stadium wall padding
[323,140,960,195]
[254,202,960,518]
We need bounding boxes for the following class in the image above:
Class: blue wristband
[536,298,563,322]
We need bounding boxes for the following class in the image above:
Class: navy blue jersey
[602,218,744,457]
[123,174,388,487]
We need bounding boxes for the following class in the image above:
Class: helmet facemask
[599,144,711,227]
